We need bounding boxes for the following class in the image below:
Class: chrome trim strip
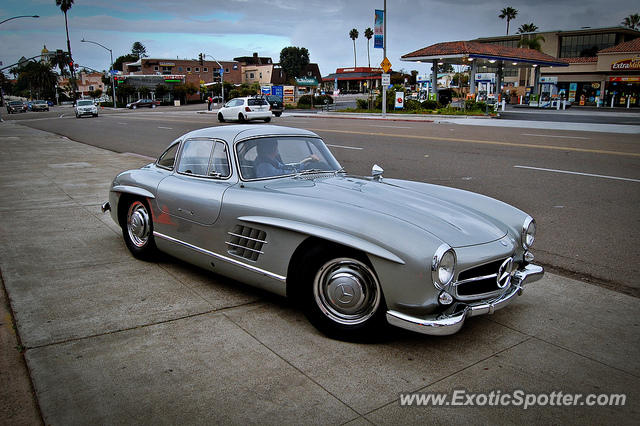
[227,232,268,244]
[225,241,264,254]
[453,273,498,286]
[153,231,285,282]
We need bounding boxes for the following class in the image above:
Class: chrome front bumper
[386,263,543,336]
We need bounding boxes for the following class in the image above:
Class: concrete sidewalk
[0,122,638,424]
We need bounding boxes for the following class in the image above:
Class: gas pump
[475,73,496,104]
[539,76,558,108]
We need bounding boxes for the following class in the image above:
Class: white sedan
[217,97,272,123]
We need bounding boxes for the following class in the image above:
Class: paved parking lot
[1,122,638,424]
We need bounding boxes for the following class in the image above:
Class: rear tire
[264,117,271,123]
[218,113,225,123]
[275,112,282,117]
[122,198,157,260]
[296,245,387,341]
[238,113,246,123]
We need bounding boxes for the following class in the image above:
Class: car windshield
[236,137,342,180]
[35,100,46,104]
[9,101,22,105]
[77,100,93,106]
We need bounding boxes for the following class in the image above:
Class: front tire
[218,113,225,123]
[132,105,137,110]
[298,246,387,340]
[122,198,157,260]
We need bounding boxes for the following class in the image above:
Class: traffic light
[198,53,204,65]
[68,60,73,69]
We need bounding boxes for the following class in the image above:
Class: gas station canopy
[401,40,569,67]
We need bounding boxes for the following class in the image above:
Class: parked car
[102,125,543,340]
[217,97,271,123]
[126,99,160,109]
[75,99,98,118]
[263,94,284,117]
[6,100,27,114]
[31,100,50,112]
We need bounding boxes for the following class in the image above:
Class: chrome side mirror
[372,164,384,181]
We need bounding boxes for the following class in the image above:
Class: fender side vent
[226,225,267,261]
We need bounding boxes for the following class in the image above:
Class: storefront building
[123,58,241,101]
[321,67,383,94]
[545,37,640,107]
[474,26,640,107]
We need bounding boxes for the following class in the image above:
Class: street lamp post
[205,54,224,104]
[81,38,117,109]
[0,15,39,108]
[0,15,39,25]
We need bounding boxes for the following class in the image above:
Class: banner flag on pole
[374,10,384,49]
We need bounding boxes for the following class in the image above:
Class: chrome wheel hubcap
[313,258,381,325]
[127,201,150,248]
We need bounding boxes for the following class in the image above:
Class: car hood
[264,175,508,247]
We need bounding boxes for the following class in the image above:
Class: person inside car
[255,139,319,178]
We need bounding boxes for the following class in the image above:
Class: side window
[177,139,214,176]
[157,143,179,170]
[209,142,231,177]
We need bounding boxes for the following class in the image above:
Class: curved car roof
[180,125,320,144]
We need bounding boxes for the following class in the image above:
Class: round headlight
[432,245,457,290]
[522,217,536,249]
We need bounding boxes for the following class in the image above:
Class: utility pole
[382,0,387,118]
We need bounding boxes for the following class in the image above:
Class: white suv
[217,96,271,123]
[75,99,98,118]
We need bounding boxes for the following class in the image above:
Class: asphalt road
[5,105,640,295]
[500,108,640,125]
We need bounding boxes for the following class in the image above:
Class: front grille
[455,258,506,297]
[226,225,267,261]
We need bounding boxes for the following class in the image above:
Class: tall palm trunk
[352,40,357,67]
[64,11,77,100]
[367,41,370,68]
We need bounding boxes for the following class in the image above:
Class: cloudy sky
[1,0,636,77]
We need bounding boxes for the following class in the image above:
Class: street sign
[380,57,391,73]
[381,73,390,86]
[395,92,404,109]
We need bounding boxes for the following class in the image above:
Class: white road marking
[371,125,414,129]
[158,126,173,130]
[514,165,640,183]
[326,144,364,150]
[521,133,590,140]
[118,122,128,125]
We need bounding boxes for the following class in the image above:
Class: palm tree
[518,34,546,52]
[349,28,359,67]
[517,23,538,34]
[499,7,518,35]
[364,27,373,68]
[621,13,640,30]
[56,0,75,97]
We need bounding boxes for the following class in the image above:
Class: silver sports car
[102,125,543,340]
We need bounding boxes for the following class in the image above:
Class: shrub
[421,99,441,110]
[356,99,368,109]
[404,99,422,111]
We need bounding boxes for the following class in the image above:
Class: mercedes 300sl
[102,125,543,340]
